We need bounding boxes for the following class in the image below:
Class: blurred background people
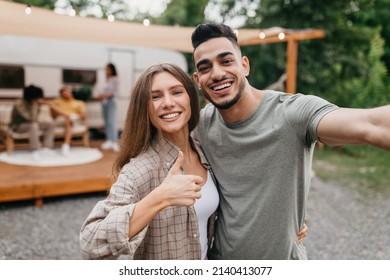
[98,63,119,152]
[50,86,86,155]
[11,84,55,160]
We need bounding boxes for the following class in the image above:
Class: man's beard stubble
[204,78,245,110]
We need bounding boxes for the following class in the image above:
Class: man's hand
[296,222,308,244]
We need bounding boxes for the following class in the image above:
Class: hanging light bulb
[143,19,150,27]
[108,14,115,22]
[69,8,76,17]
[25,4,32,15]
[259,32,266,39]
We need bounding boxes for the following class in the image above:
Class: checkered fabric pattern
[80,137,216,260]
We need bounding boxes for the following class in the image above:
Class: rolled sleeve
[80,168,150,259]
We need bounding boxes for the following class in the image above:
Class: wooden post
[6,134,14,155]
[35,198,43,208]
[286,39,298,94]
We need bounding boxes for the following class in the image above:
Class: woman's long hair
[113,63,200,177]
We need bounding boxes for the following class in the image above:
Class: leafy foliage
[345,29,389,108]
[241,0,390,107]
[13,0,56,9]
[154,0,209,27]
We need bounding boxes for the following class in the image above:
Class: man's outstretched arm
[317,105,390,150]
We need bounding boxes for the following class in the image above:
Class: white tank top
[194,170,219,259]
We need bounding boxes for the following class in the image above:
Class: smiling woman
[149,71,192,140]
[80,63,219,260]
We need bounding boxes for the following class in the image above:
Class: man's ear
[193,72,201,90]
[242,56,250,77]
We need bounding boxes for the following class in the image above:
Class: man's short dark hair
[191,23,239,50]
[23,85,44,100]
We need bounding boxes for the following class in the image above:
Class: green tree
[13,0,56,9]
[154,0,209,27]
[239,0,390,108]
[207,0,259,24]
[346,29,389,108]
[354,0,390,75]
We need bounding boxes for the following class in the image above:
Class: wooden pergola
[0,1,325,93]
[237,27,325,93]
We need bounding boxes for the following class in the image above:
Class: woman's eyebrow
[151,84,184,93]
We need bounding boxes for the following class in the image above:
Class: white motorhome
[0,35,188,131]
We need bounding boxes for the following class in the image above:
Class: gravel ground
[0,193,106,260]
[306,176,390,259]
[0,175,389,260]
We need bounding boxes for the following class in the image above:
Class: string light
[278,32,286,40]
[25,4,32,15]
[233,29,239,37]
[143,19,150,27]
[69,8,76,17]
[108,14,115,22]
[259,32,266,39]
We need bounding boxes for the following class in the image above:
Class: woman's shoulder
[120,148,161,179]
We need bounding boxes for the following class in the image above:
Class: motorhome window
[62,69,96,85]
[0,65,24,89]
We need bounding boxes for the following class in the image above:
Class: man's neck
[219,86,264,123]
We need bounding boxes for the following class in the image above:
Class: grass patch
[313,145,390,194]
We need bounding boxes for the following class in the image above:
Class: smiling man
[191,23,390,260]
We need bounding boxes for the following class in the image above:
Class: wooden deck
[0,140,116,207]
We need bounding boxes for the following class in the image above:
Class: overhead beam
[238,29,325,46]
[238,29,325,94]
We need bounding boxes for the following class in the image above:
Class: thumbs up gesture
[158,151,204,207]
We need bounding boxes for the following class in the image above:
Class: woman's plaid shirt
[80,137,217,260]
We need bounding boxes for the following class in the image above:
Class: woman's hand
[157,151,203,207]
[128,151,203,239]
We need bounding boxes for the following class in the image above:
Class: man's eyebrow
[217,51,234,59]
[196,59,209,70]
[196,51,235,69]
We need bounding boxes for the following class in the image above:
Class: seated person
[50,86,86,155]
[11,85,55,160]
